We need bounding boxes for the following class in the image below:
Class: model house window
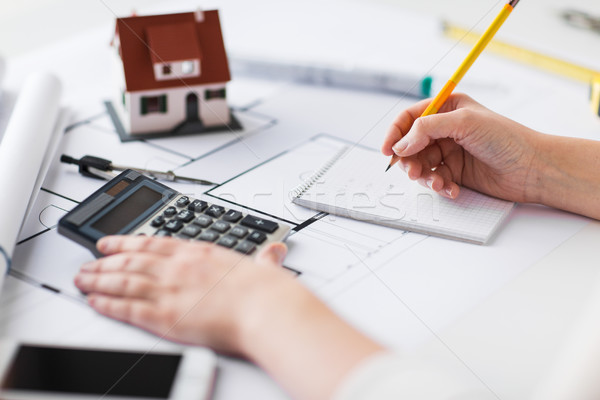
[205,88,226,100]
[181,61,194,74]
[162,64,172,75]
[141,95,167,115]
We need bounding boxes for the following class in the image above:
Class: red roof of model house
[115,10,231,92]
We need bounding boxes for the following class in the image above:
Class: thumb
[392,112,463,157]
[254,242,287,267]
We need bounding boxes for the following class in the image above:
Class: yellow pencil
[387,0,519,171]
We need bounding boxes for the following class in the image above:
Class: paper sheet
[0,72,63,288]
[0,56,4,85]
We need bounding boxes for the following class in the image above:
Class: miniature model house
[108,9,238,140]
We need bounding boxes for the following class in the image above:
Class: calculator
[58,169,290,257]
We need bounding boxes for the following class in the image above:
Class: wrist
[522,131,548,205]
[528,135,600,219]
[233,266,302,357]
[234,268,384,400]
[532,134,563,207]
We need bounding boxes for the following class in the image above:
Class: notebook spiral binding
[289,145,349,199]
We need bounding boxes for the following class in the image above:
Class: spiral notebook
[290,141,514,244]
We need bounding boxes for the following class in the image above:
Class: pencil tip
[385,164,391,172]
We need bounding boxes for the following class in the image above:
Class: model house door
[186,92,199,121]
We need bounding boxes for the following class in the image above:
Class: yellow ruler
[591,75,600,117]
[443,21,599,83]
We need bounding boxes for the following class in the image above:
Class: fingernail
[271,245,287,264]
[426,179,434,189]
[98,237,114,253]
[75,273,91,285]
[80,261,96,272]
[445,188,453,197]
[392,140,408,155]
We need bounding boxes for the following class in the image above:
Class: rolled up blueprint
[0,56,5,85]
[0,72,62,288]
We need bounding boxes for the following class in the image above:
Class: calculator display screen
[91,186,162,235]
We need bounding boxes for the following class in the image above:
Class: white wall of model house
[126,84,229,134]
[112,51,131,133]
[112,50,229,135]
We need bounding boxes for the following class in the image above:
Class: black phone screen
[1,345,182,398]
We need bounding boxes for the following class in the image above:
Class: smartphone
[0,340,216,400]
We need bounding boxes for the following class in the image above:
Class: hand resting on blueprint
[382,93,600,220]
[75,237,289,352]
[75,235,383,400]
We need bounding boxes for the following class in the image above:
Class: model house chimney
[195,8,205,23]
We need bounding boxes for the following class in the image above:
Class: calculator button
[235,241,256,255]
[240,215,279,233]
[217,235,238,249]
[150,215,165,227]
[222,210,243,223]
[209,221,231,233]
[164,219,184,233]
[154,229,172,237]
[192,215,213,228]
[197,230,219,242]
[176,210,195,223]
[229,226,249,238]
[188,199,208,213]
[247,231,267,244]
[205,205,226,218]
[180,224,202,238]
[163,206,177,217]
[176,196,191,207]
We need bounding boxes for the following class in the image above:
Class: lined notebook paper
[291,142,514,244]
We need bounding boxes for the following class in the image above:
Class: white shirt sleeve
[331,352,497,400]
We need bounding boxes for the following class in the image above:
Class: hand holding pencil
[385,0,520,172]
[381,92,541,202]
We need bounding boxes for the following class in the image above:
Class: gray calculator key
[247,231,267,244]
[229,226,248,238]
[180,224,202,238]
[188,199,208,212]
[176,209,195,223]
[192,215,213,228]
[210,221,230,233]
[240,215,279,233]
[154,229,172,237]
[163,206,177,217]
[197,230,219,242]
[217,235,238,249]
[164,219,184,232]
[205,205,226,218]
[176,196,190,207]
[235,241,256,255]
[150,215,165,227]
[222,210,243,222]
